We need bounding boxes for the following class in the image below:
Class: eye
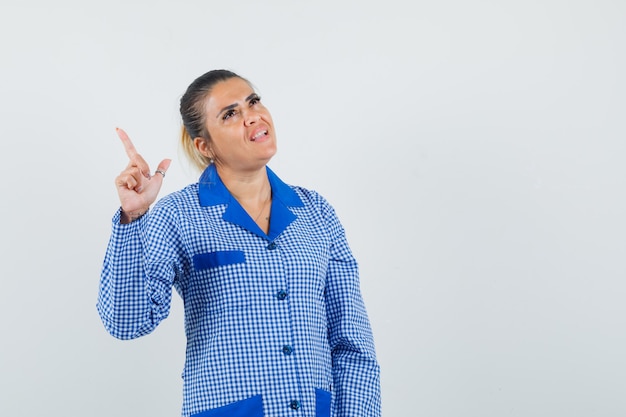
[249,95,261,106]
[222,109,238,120]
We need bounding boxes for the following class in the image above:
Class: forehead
[205,78,254,112]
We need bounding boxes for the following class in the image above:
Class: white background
[1,1,625,416]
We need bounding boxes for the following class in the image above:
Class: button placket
[265,238,299,413]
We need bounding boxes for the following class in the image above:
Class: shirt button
[276,290,288,300]
[266,242,277,250]
[290,400,301,410]
[282,345,294,355]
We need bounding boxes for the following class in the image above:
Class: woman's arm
[97,128,177,339]
[97,208,178,340]
[322,201,382,416]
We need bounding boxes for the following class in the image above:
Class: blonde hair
[180,125,212,172]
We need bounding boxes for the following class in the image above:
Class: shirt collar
[198,164,303,208]
[197,164,303,241]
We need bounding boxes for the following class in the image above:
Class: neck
[216,164,270,203]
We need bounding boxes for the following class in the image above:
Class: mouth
[250,129,269,142]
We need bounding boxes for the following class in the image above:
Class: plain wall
[1,0,625,416]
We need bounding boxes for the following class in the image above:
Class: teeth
[253,130,267,140]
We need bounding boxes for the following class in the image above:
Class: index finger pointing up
[116,127,138,158]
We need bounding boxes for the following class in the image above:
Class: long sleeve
[322,202,382,417]
[97,207,179,340]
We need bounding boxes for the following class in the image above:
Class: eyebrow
[216,93,258,119]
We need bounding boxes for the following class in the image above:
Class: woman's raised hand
[114,128,171,223]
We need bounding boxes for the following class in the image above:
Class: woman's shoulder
[289,184,336,216]
[152,183,200,212]
[292,185,322,202]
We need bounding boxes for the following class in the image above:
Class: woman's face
[199,77,277,172]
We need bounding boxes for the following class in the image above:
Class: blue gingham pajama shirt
[97,164,381,417]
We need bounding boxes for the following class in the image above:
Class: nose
[243,109,260,126]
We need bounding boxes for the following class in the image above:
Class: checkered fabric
[97,165,381,417]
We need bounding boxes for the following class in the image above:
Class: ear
[194,137,212,158]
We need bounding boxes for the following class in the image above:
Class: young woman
[98,69,381,417]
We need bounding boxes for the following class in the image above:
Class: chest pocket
[191,250,254,312]
[193,250,246,270]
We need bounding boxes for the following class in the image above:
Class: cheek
[262,112,274,127]
[210,129,241,154]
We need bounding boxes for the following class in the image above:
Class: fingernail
[136,186,143,193]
